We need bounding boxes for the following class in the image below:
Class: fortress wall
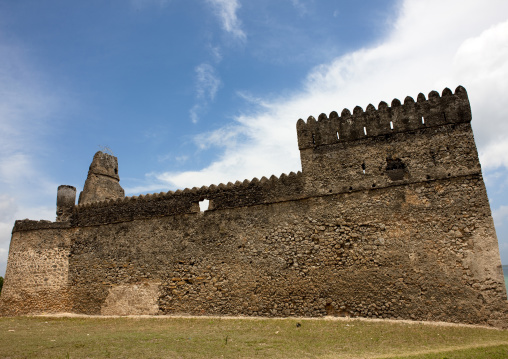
[2,86,506,326]
[300,122,480,195]
[297,87,478,195]
[64,174,506,325]
[0,226,72,315]
[71,171,304,227]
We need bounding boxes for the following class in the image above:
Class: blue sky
[1,0,508,276]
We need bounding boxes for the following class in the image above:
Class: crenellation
[296,86,472,150]
[2,86,506,327]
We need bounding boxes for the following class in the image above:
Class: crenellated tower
[296,86,479,194]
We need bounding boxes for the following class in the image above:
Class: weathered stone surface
[56,185,76,222]
[78,151,124,205]
[0,229,72,315]
[101,282,161,315]
[1,86,506,327]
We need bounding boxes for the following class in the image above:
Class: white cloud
[0,222,12,278]
[449,19,508,170]
[206,0,246,41]
[0,195,18,223]
[493,206,508,228]
[235,91,271,108]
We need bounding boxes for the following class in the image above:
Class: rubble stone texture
[2,86,507,327]
[78,151,124,205]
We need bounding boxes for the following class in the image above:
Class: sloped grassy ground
[0,316,507,358]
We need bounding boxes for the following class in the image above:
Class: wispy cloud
[206,0,246,41]
[208,44,223,63]
[195,63,221,101]
[189,63,222,123]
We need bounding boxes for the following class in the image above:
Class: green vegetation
[0,316,506,358]
[0,276,3,294]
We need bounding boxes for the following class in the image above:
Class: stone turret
[78,151,125,205]
[56,185,76,222]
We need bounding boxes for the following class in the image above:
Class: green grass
[0,316,507,358]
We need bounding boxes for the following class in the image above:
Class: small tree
[0,276,3,294]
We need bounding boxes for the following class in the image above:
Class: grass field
[0,316,507,358]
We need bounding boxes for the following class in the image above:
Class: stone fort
[1,86,507,327]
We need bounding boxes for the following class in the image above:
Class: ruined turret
[78,151,125,205]
[56,185,76,222]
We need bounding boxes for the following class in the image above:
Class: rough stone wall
[297,86,475,195]
[1,86,506,326]
[0,226,72,315]
[33,174,503,326]
[71,171,304,227]
[78,151,124,205]
[56,185,76,222]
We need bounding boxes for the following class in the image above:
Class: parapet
[296,86,471,149]
[71,171,304,227]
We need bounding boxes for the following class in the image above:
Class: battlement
[70,171,303,227]
[296,86,471,149]
[76,170,302,209]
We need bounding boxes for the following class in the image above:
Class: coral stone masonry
[1,86,507,327]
